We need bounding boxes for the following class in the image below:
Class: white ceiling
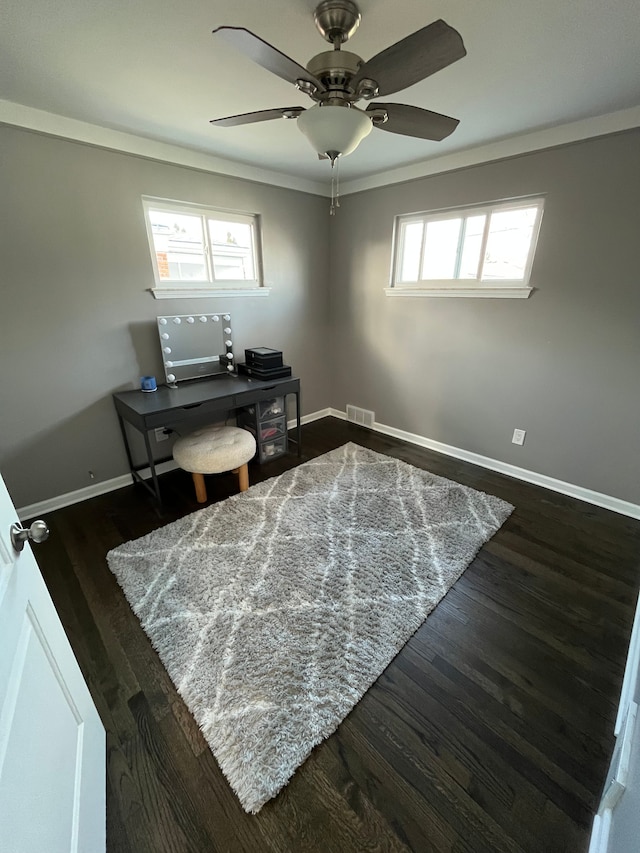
[2,0,640,194]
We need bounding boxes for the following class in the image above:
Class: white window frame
[142,196,269,299]
[386,196,544,299]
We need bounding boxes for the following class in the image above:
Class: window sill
[150,286,271,299]
[384,285,533,299]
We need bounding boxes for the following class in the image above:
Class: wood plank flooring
[32,418,640,852]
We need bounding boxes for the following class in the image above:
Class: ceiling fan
[210,0,466,165]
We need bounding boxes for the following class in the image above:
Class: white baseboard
[18,411,330,518]
[333,408,640,520]
[293,408,334,426]
[18,460,178,520]
[18,408,640,520]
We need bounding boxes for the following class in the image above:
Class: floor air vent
[346,405,375,428]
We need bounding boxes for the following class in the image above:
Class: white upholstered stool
[172,425,256,503]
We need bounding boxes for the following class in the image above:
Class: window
[142,197,267,299]
[388,197,544,298]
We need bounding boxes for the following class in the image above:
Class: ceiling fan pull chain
[330,160,336,215]
[329,156,341,216]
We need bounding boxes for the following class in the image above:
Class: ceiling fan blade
[367,102,459,141]
[210,107,306,127]
[213,26,324,92]
[354,20,466,97]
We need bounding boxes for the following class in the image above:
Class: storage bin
[237,397,288,464]
[258,436,288,462]
[258,397,285,420]
[257,417,286,443]
[239,416,287,444]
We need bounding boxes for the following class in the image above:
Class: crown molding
[339,106,640,195]
[0,99,328,197]
[2,99,639,199]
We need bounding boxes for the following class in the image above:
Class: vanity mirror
[156,313,234,386]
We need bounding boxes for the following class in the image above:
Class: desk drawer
[233,383,296,407]
[145,398,231,429]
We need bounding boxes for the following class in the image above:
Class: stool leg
[192,472,207,503]
[236,463,249,492]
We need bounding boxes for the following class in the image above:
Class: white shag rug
[107,442,513,813]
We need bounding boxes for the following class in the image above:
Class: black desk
[113,375,301,504]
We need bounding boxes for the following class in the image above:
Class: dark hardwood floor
[33,417,640,852]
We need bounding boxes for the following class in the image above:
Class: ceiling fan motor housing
[313,0,361,44]
[306,50,363,97]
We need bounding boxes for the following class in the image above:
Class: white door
[0,474,105,853]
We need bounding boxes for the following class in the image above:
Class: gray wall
[2,125,639,509]
[329,130,640,505]
[0,126,332,508]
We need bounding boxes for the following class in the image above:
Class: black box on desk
[237,362,292,380]
[245,347,283,369]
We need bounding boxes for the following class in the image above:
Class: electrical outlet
[154,427,169,442]
[512,428,526,446]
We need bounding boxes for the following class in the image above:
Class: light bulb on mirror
[167,373,176,382]
[165,361,173,367]
[224,327,231,334]
[158,317,167,325]
[212,315,219,322]
[186,316,195,324]
[173,317,181,324]
[161,333,170,340]
[163,347,171,354]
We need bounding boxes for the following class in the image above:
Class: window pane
[482,207,538,281]
[458,215,486,279]
[421,218,461,279]
[399,221,423,281]
[149,210,207,281]
[208,220,255,280]
[208,220,252,248]
[167,255,207,281]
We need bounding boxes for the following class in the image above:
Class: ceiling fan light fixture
[297,104,372,159]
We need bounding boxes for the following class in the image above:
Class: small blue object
[140,375,157,392]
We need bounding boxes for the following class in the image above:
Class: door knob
[10,520,50,553]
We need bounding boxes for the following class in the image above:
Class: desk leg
[117,414,136,482]
[117,414,163,506]
[143,430,162,505]
[296,389,302,456]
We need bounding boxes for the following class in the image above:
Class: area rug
[107,442,513,813]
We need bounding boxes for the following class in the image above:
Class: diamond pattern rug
[107,442,514,812]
